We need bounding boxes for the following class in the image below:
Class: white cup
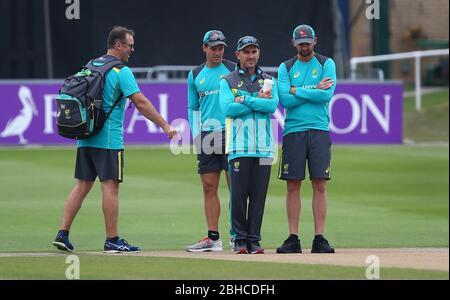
[262,79,273,93]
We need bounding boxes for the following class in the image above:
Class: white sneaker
[229,237,235,248]
[186,237,223,252]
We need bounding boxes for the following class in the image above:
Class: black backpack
[56,55,124,140]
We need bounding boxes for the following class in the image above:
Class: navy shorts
[196,131,228,174]
[278,130,331,181]
[75,147,124,182]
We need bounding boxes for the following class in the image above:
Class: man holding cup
[220,36,279,254]
[276,24,337,254]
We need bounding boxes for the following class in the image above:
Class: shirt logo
[283,163,289,174]
[233,161,240,172]
[198,89,220,97]
[312,68,318,78]
[293,72,300,79]
[199,77,206,85]
[237,81,244,88]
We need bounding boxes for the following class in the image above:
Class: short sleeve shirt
[77,65,140,149]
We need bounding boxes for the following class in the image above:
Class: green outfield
[0,88,448,280]
[1,255,447,280]
[0,144,448,279]
[403,89,449,142]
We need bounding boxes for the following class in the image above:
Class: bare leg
[101,180,120,238]
[200,172,221,231]
[312,179,328,235]
[286,180,302,235]
[59,180,95,230]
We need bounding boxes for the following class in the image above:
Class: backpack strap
[104,92,123,121]
[85,55,124,75]
[86,55,125,119]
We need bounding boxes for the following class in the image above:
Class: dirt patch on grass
[1,248,448,271]
[133,248,449,271]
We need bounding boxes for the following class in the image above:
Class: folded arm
[219,79,253,117]
[243,77,279,113]
[294,59,337,103]
[278,63,307,109]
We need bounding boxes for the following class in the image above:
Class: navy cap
[292,24,315,44]
[236,36,260,51]
[203,30,227,47]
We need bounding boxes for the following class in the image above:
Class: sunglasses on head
[237,36,259,47]
[207,32,226,42]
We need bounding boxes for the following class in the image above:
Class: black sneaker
[276,237,302,253]
[311,235,335,253]
[232,240,248,254]
[247,241,264,254]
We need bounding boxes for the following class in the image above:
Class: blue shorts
[278,130,331,181]
[196,131,228,174]
[75,147,124,182]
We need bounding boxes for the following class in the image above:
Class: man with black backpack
[276,24,336,254]
[52,26,177,253]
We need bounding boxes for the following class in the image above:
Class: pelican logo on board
[0,86,38,144]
